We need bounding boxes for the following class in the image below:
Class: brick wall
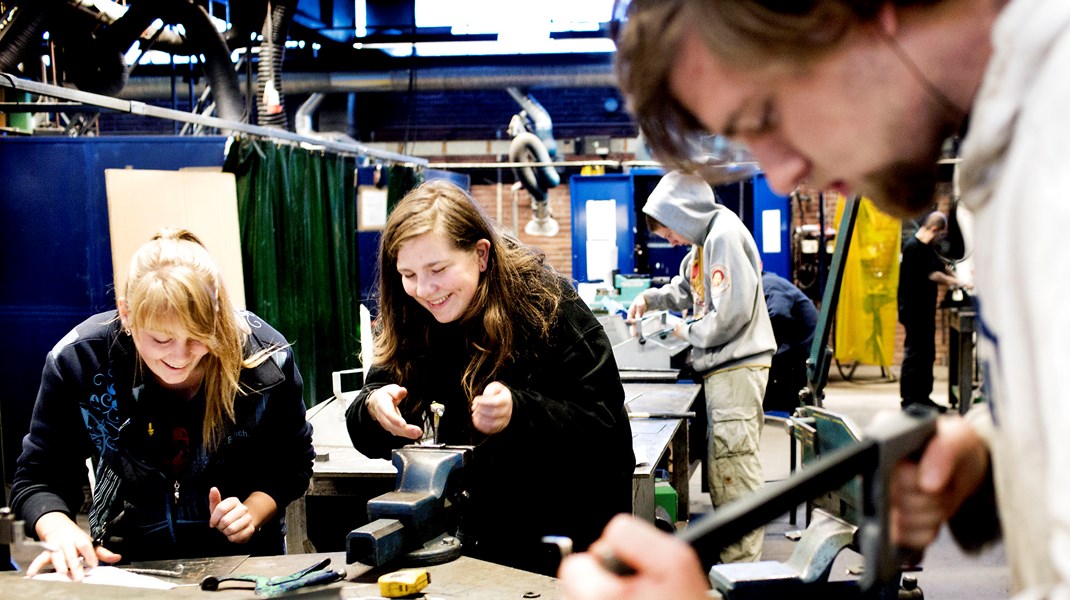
[469,182,574,279]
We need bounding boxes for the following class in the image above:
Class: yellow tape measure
[378,568,431,598]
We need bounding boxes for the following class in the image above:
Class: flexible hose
[257,0,296,129]
[0,2,47,73]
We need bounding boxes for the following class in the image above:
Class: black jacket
[11,310,314,560]
[346,291,634,575]
[898,236,945,321]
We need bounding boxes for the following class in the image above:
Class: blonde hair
[374,180,570,404]
[122,228,273,450]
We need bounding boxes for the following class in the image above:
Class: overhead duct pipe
[295,92,360,144]
[507,89,560,237]
[257,0,297,128]
[118,64,617,100]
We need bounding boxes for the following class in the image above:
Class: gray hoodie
[640,172,775,374]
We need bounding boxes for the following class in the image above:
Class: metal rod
[627,411,696,419]
[0,73,427,166]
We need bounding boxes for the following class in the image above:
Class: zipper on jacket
[173,481,180,504]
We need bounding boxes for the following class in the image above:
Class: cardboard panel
[105,168,246,309]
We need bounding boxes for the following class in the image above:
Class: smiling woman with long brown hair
[346,179,634,576]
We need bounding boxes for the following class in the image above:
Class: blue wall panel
[570,174,635,283]
[751,174,792,280]
[0,137,226,483]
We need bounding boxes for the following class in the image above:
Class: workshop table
[0,551,560,599]
[624,382,702,524]
[286,381,702,552]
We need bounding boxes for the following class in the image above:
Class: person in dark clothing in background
[345,180,633,576]
[898,212,970,413]
[761,271,818,414]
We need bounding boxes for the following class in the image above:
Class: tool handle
[598,551,637,576]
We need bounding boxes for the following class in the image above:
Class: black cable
[875,25,966,122]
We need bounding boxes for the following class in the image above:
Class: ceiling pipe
[118,64,616,100]
[295,91,360,144]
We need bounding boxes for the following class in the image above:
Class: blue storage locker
[750,174,792,280]
[570,174,636,283]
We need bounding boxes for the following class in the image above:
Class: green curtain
[223,138,360,407]
[386,164,424,213]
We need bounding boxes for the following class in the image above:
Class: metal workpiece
[599,313,690,371]
[346,445,472,568]
[0,507,23,548]
[122,564,185,578]
[0,506,51,556]
[430,402,445,445]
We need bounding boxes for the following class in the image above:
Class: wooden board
[104,168,245,309]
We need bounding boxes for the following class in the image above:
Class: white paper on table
[31,565,178,590]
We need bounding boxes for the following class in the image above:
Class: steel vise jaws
[346,445,472,568]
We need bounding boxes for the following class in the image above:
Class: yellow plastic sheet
[834,196,901,367]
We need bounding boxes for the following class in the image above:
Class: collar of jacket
[238,327,287,395]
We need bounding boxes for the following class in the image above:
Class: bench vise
[685,408,936,599]
[346,445,472,568]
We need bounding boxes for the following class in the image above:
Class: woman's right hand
[367,384,423,439]
[27,512,121,580]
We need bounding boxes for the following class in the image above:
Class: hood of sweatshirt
[642,171,718,246]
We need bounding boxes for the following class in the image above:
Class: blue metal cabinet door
[570,174,635,283]
[751,174,792,280]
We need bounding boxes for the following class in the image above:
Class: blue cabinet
[570,171,791,285]
[570,174,636,283]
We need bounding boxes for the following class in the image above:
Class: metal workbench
[285,382,702,552]
[0,551,559,599]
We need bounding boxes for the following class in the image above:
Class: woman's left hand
[472,381,513,435]
[208,487,257,544]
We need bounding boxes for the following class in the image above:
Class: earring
[124,328,132,336]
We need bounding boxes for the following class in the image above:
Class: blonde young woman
[346,180,634,576]
[12,229,314,580]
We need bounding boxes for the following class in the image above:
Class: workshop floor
[689,363,1012,599]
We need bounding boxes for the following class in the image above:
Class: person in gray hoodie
[627,170,776,563]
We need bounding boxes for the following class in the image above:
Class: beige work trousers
[704,365,769,563]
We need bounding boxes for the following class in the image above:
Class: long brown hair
[614,0,937,172]
[122,228,276,450]
[374,179,570,402]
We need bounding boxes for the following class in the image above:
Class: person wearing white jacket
[561,1,1070,599]
[627,170,776,563]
